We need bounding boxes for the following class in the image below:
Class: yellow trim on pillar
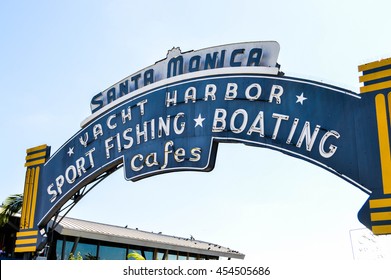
[25,168,35,228]
[375,94,391,195]
[15,238,37,245]
[359,68,391,83]
[28,166,40,229]
[372,225,391,235]
[14,246,37,253]
[26,144,47,154]
[388,92,391,127]
[369,198,391,208]
[370,211,391,222]
[358,58,391,72]
[16,230,38,237]
[360,80,391,94]
[25,151,47,161]
[24,158,46,167]
[20,169,30,230]
[19,166,40,230]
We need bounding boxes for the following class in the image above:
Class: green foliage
[0,194,23,226]
[68,252,83,260]
[127,250,145,260]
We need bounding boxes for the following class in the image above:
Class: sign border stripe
[369,198,391,208]
[358,58,391,72]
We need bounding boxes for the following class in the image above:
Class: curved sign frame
[14,42,391,253]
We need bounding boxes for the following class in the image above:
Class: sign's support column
[15,144,50,255]
[359,58,391,234]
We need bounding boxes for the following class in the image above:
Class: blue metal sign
[14,42,391,253]
[89,41,280,113]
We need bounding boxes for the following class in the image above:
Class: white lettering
[123,128,133,149]
[121,106,132,123]
[204,84,217,101]
[136,123,148,144]
[55,175,64,195]
[272,113,289,140]
[319,130,340,158]
[79,132,88,147]
[212,109,227,132]
[184,87,197,103]
[65,165,77,184]
[247,111,265,137]
[131,154,144,171]
[269,85,284,104]
[166,90,177,107]
[149,119,155,140]
[47,150,96,203]
[161,140,174,169]
[85,148,95,168]
[230,109,248,133]
[225,83,238,100]
[286,118,299,144]
[173,113,185,134]
[137,99,148,115]
[93,124,103,140]
[75,157,86,177]
[245,83,262,101]
[145,153,159,167]
[174,148,186,162]
[158,116,170,138]
[107,114,117,129]
[105,137,114,158]
[115,133,122,153]
[47,184,57,203]
[296,121,321,151]
[190,147,201,162]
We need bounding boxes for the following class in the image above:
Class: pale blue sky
[1,0,391,260]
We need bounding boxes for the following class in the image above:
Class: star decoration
[194,114,206,128]
[296,92,307,105]
[67,147,74,157]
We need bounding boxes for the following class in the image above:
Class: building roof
[50,216,245,259]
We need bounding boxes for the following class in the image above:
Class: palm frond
[127,251,145,260]
[0,194,23,226]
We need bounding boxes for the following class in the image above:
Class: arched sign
[15,41,391,253]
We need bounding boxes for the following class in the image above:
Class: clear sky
[1,0,391,260]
